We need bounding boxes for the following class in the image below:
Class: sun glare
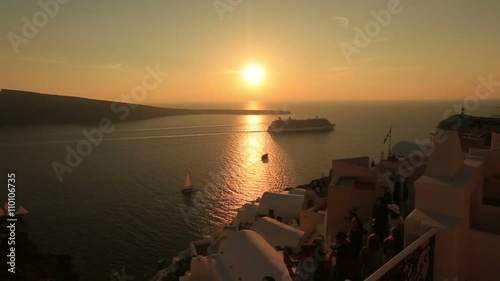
[242,65,265,86]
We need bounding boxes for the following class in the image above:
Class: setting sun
[242,64,265,86]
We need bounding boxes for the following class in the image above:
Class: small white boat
[182,173,197,194]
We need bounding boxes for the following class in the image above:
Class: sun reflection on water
[239,114,268,197]
[212,112,270,221]
[200,102,292,231]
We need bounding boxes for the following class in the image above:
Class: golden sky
[1,0,499,104]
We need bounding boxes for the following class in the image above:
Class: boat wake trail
[1,130,267,146]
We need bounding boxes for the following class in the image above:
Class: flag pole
[383,126,392,159]
[388,127,392,157]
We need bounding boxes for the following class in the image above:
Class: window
[462,133,481,140]
[307,199,314,208]
[336,176,357,186]
[269,209,275,218]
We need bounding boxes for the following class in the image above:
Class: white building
[250,216,304,248]
[367,129,500,281]
[232,189,305,229]
[179,230,291,281]
[232,202,259,228]
[257,191,304,224]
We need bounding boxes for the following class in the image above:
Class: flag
[384,127,392,144]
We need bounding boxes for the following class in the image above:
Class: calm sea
[0,100,498,281]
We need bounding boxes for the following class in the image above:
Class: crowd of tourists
[280,193,405,281]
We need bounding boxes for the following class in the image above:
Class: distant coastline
[0,89,291,127]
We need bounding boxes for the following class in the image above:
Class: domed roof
[436,113,500,132]
[250,217,304,248]
[435,114,500,153]
[217,230,290,281]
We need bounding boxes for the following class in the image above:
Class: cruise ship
[267,116,335,133]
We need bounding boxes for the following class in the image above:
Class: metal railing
[365,228,436,281]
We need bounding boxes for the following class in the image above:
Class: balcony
[365,228,436,281]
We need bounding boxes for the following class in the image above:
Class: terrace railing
[365,228,436,281]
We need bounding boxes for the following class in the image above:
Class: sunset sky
[1,0,499,104]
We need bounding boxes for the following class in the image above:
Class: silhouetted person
[295,245,315,281]
[357,234,384,280]
[387,203,404,232]
[283,246,297,277]
[372,197,390,242]
[311,238,330,281]
[287,245,315,281]
[330,231,354,281]
[383,227,404,261]
[383,192,393,204]
[348,217,368,259]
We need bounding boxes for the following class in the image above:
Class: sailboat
[0,202,29,221]
[182,173,197,194]
[493,106,500,117]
